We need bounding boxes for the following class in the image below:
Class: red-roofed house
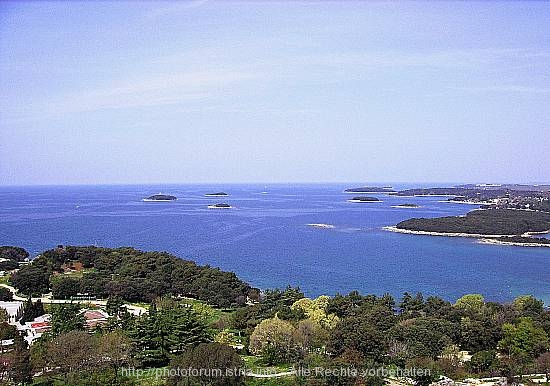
[83,309,110,329]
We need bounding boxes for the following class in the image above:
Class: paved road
[0,283,147,315]
[246,370,296,378]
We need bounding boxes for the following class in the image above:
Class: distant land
[393,184,550,209]
[385,183,550,247]
[344,186,395,193]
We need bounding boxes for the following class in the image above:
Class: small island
[391,203,420,208]
[348,196,381,203]
[143,194,177,201]
[307,223,335,229]
[205,192,229,197]
[344,186,395,193]
[208,203,232,209]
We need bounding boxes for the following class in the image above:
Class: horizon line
[1,180,549,188]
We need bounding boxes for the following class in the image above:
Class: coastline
[382,226,511,238]
[523,230,550,236]
[142,199,177,202]
[348,199,382,203]
[343,191,394,194]
[390,205,420,209]
[383,226,550,248]
[439,200,494,205]
[477,238,550,248]
[410,194,457,197]
[393,194,457,198]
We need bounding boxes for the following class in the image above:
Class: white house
[0,301,23,324]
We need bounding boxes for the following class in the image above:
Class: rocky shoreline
[383,226,550,248]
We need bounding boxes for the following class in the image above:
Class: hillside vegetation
[10,246,256,307]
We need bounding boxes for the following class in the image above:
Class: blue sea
[1,183,549,304]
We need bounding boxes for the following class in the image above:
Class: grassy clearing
[242,355,294,373]
[180,297,235,325]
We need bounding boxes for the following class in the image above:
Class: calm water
[1,184,549,304]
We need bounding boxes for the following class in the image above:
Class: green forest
[9,246,256,307]
[396,209,550,235]
[1,246,550,386]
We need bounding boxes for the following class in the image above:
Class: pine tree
[106,295,124,318]
[19,297,45,324]
[129,300,211,367]
[50,303,85,335]
[9,333,32,385]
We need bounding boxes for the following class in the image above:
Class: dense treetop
[0,246,29,262]
[396,209,550,235]
[10,246,255,307]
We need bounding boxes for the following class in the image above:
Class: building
[0,301,23,323]
[17,314,51,346]
[82,309,110,329]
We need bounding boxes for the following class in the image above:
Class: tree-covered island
[395,209,550,236]
[393,204,421,208]
[143,194,177,201]
[348,196,381,203]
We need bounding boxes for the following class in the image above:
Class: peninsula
[385,183,550,246]
[392,184,550,210]
[344,186,395,193]
[386,208,550,247]
[394,209,550,235]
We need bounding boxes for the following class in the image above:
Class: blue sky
[1,1,549,185]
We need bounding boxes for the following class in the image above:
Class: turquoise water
[1,183,549,304]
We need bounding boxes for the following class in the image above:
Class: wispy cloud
[56,70,245,111]
[299,48,550,70]
[450,85,550,94]
[174,104,318,115]
[9,69,258,119]
[3,44,549,124]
